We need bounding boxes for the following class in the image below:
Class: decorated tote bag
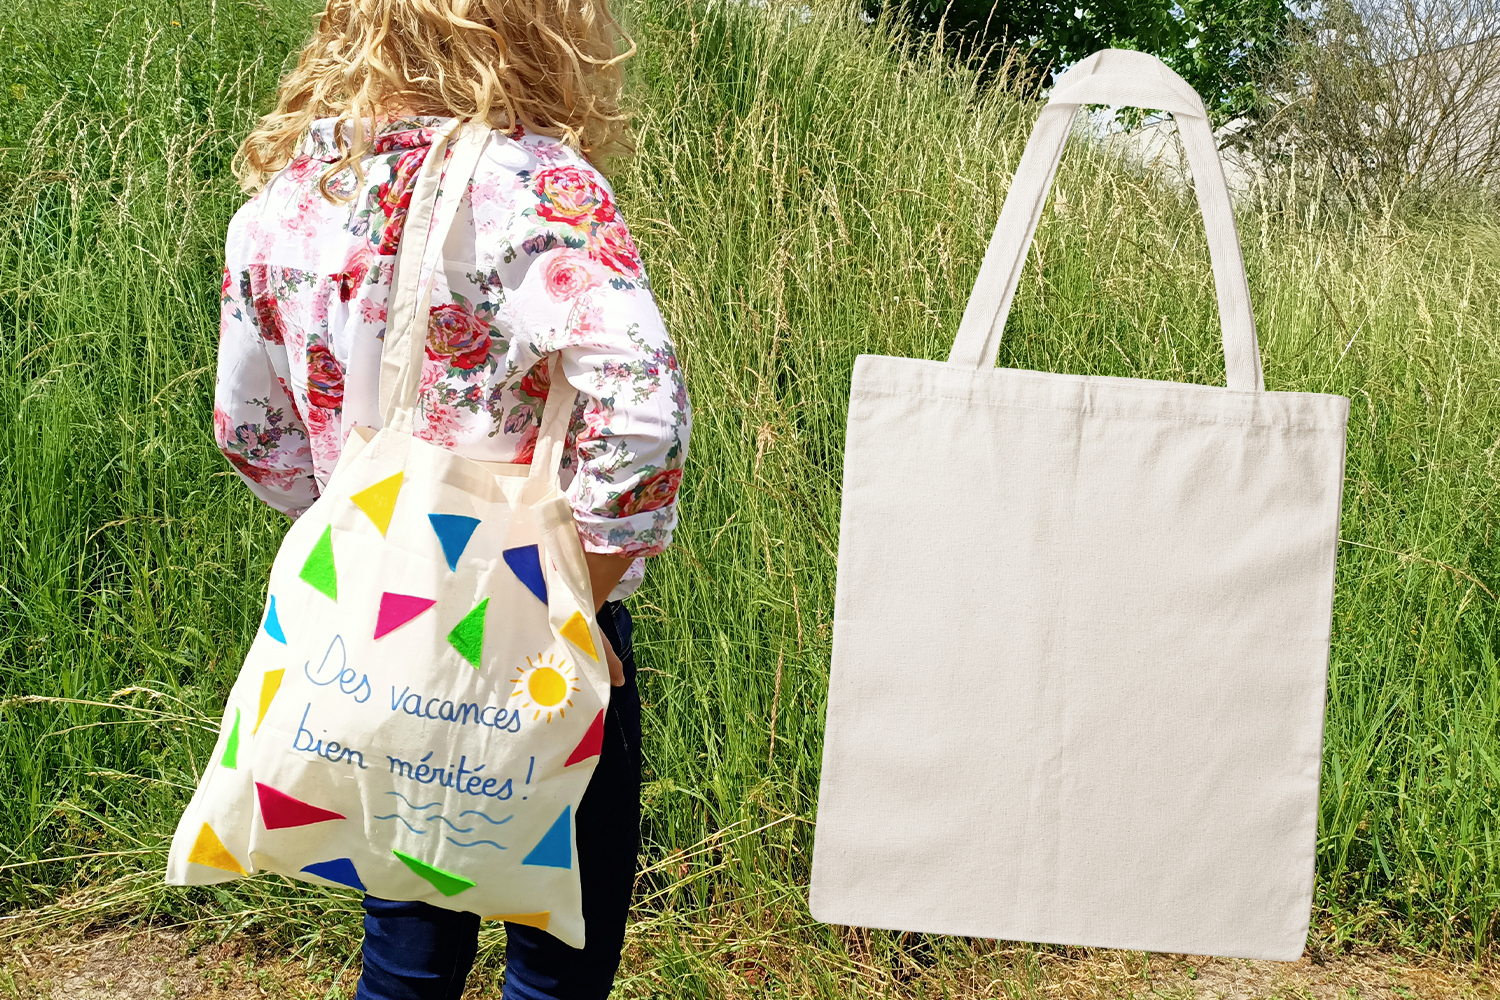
[809,50,1350,961]
[167,120,612,948]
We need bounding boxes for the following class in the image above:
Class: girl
[213,1,689,997]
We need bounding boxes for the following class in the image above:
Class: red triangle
[374,592,437,639]
[565,710,605,767]
[256,781,346,830]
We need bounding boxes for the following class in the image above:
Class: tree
[869,0,1292,124]
[1255,0,1500,206]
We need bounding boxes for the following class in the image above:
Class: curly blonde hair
[235,0,635,199]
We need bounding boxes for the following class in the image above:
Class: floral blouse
[214,117,690,598]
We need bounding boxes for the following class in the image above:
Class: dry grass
[0,927,355,999]
[3,921,1497,1000]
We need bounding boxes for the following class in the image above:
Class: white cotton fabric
[809,50,1350,962]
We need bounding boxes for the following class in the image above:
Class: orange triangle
[559,611,598,662]
[483,911,550,930]
[187,822,246,875]
[253,669,285,735]
[351,472,404,536]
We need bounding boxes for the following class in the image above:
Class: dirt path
[1,928,355,999]
[3,926,1497,999]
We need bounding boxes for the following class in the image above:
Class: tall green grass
[1,0,1497,991]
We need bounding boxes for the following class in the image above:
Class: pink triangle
[256,781,346,830]
[565,710,605,767]
[374,592,437,639]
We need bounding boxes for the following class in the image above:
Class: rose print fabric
[214,117,690,596]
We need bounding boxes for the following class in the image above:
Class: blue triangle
[300,857,365,890]
[428,514,481,571]
[503,544,548,604]
[521,805,572,869]
[264,595,287,644]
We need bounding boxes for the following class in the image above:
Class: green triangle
[299,525,338,600]
[392,849,475,896]
[221,708,241,769]
[447,598,489,669]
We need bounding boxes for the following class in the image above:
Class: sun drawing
[510,653,579,723]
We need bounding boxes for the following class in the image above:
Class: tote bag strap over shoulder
[947,49,1265,392]
[379,119,573,486]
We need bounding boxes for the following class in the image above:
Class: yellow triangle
[253,669,285,735]
[351,472,404,536]
[483,911,550,930]
[188,822,246,875]
[559,611,598,662]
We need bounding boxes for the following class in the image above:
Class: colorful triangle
[521,806,573,869]
[221,708,241,769]
[263,595,287,644]
[301,857,366,891]
[565,710,605,767]
[253,669,284,735]
[256,781,347,830]
[429,514,481,571]
[503,545,548,604]
[374,592,437,640]
[300,526,338,600]
[351,472,404,536]
[393,849,475,896]
[187,822,246,875]
[447,598,489,668]
[485,911,550,930]
[559,611,598,662]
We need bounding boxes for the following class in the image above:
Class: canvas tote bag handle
[947,49,1265,392]
[381,118,485,431]
[379,120,574,486]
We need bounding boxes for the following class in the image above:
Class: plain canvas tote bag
[809,50,1349,961]
[167,119,612,948]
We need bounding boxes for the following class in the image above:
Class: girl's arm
[485,149,693,684]
[585,551,635,614]
[585,550,634,686]
[502,163,691,582]
[213,264,319,516]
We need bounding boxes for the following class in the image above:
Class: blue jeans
[356,601,642,1000]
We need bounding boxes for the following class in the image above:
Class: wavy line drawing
[458,810,513,826]
[373,813,428,835]
[385,792,441,810]
[429,815,475,834]
[447,838,507,850]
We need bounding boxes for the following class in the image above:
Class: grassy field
[1,0,1499,994]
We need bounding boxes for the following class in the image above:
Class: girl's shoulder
[469,127,647,289]
[476,126,619,205]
